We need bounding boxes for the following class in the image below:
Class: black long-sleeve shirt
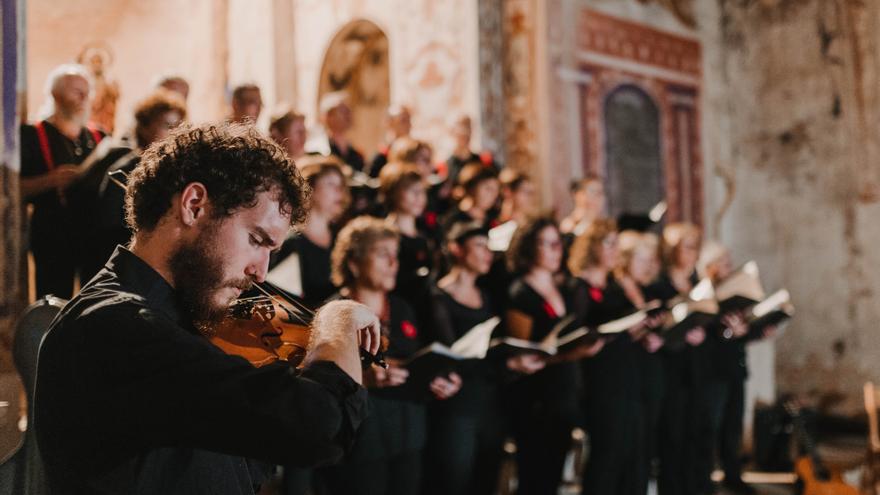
[34,247,368,495]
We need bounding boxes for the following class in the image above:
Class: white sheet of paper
[266,252,303,296]
[488,221,518,252]
[598,310,647,334]
[450,316,501,359]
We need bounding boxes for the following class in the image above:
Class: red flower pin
[424,211,437,228]
[401,320,418,339]
[542,301,558,319]
[589,287,604,303]
[480,151,494,167]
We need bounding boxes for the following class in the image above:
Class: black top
[378,294,425,364]
[394,233,433,313]
[430,287,495,345]
[20,121,104,247]
[330,292,429,458]
[35,247,368,495]
[79,150,140,284]
[430,286,501,417]
[271,232,336,309]
[329,138,366,173]
[647,271,720,389]
[569,275,642,403]
[444,151,482,186]
[367,146,389,178]
[506,278,581,421]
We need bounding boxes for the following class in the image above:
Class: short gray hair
[38,63,93,119]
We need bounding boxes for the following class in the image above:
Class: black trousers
[320,395,426,495]
[707,378,746,483]
[581,396,644,495]
[319,452,421,495]
[421,409,507,495]
[282,467,313,495]
[657,374,687,495]
[640,352,666,494]
[508,366,581,495]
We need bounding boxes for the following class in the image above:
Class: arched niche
[318,19,390,158]
[602,84,664,219]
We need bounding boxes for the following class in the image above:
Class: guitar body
[795,457,859,495]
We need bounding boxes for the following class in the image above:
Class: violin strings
[260,281,316,318]
[251,282,313,325]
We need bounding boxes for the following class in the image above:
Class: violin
[203,280,388,369]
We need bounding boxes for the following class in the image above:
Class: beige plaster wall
[290,0,483,160]
[27,0,228,131]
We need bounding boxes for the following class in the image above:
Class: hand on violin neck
[305,300,382,385]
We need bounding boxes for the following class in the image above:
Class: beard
[168,221,252,326]
[58,103,89,126]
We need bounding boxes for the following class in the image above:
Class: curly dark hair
[506,215,559,274]
[125,122,309,233]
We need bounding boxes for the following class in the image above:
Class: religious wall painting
[403,40,464,137]
[77,41,119,135]
[318,19,390,156]
[578,8,702,225]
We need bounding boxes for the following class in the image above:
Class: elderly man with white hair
[20,63,105,299]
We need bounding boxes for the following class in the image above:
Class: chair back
[0,296,66,495]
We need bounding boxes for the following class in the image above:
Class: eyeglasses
[539,239,563,250]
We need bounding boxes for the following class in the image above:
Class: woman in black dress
[422,222,506,495]
[696,240,771,495]
[320,216,462,495]
[379,162,435,319]
[614,231,680,494]
[567,219,662,495]
[483,169,537,311]
[268,159,349,495]
[503,216,592,495]
[650,222,714,495]
[270,157,348,309]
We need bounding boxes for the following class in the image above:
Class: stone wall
[704,0,880,415]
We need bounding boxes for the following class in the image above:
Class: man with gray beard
[20,63,105,298]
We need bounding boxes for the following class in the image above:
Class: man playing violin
[34,122,382,495]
